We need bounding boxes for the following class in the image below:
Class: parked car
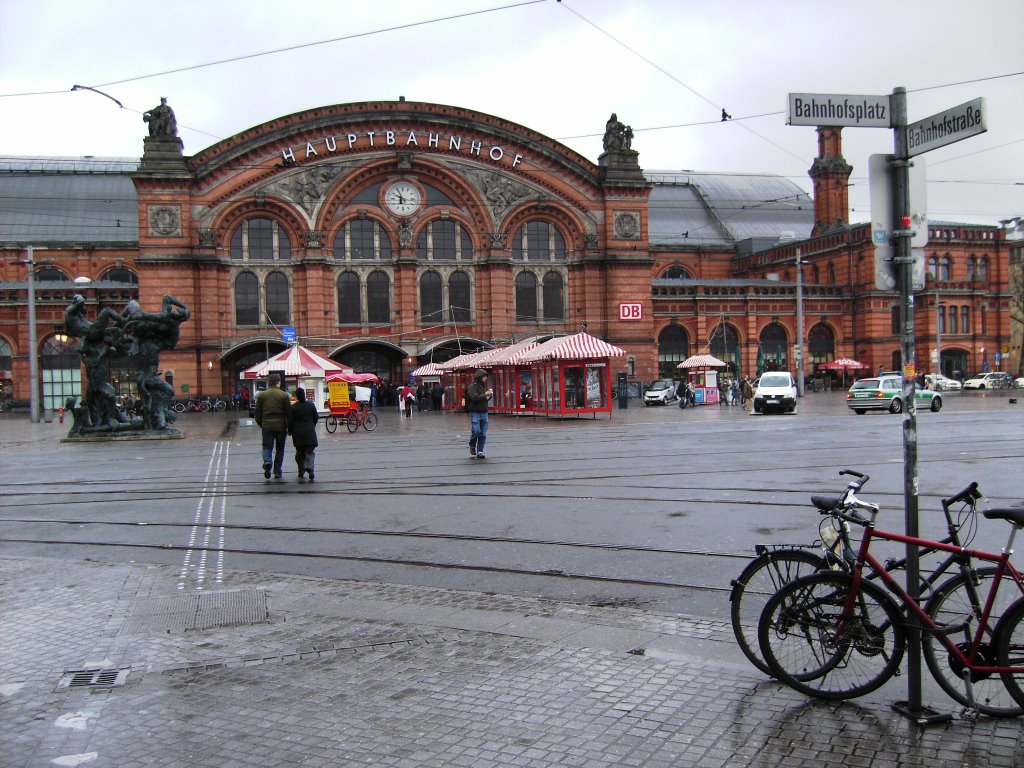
[963,372,1011,390]
[847,376,942,414]
[1015,377,1024,389]
[924,373,962,391]
[643,379,678,406]
[752,371,798,415]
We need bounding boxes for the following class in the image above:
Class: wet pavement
[2,391,1024,767]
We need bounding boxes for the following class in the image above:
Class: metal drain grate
[57,667,130,691]
[121,588,269,634]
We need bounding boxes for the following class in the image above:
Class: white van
[752,371,799,415]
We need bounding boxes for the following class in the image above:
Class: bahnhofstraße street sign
[906,97,987,157]
[787,93,891,127]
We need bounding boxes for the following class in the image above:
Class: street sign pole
[890,88,947,726]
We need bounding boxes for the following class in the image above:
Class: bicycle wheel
[346,413,359,433]
[362,412,378,432]
[995,596,1024,710]
[729,548,829,677]
[324,415,338,434]
[198,401,209,412]
[172,401,185,413]
[923,567,1024,717]
[759,571,906,700]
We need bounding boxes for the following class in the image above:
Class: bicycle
[346,402,377,433]
[171,398,208,413]
[730,472,990,686]
[757,481,1024,718]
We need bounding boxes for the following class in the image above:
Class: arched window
[101,267,138,284]
[758,322,789,373]
[41,334,80,410]
[35,267,67,282]
[542,272,564,321]
[449,271,471,324]
[967,256,977,280]
[366,270,391,324]
[960,306,970,335]
[337,272,361,324]
[940,255,952,281]
[265,271,290,326]
[709,323,741,378]
[978,256,989,282]
[420,271,444,325]
[662,265,690,279]
[827,262,836,285]
[808,323,835,366]
[810,265,820,284]
[927,256,938,280]
[234,272,260,326]
[515,272,538,321]
[334,220,393,260]
[0,337,12,374]
[230,217,291,261]
[512,221,566,262]
[657,325,689,379]
[416,220,473,261]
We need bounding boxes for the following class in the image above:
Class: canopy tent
[241,345,352,379]
[324,371,379,384]
[519,332,627,363]
[411,362,445,378]
[677,354,727,369]
[817,357,869,370]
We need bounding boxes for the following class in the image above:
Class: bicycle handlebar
[942,481,982,509]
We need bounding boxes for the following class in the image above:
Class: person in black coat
[288,388,319,482]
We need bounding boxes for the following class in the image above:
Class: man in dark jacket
[255,373,291,480]
[466,368,493,459]
[288,388,319,482]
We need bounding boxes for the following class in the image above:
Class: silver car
[643,379,679,406]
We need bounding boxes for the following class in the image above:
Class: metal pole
[935,300,942,378]
[25,246,41,423]
[890,87,944,725]
[795,248,805,396]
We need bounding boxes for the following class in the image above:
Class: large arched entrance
[221,340,288,397]
[657,324,689,379]
[709,322,741,378]
[757,322,789,374]
[41,334,80,410]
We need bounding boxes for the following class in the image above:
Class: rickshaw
[324,372,379,433]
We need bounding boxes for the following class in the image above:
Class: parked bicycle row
[730,469,1024,721]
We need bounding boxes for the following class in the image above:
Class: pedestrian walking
[742,378,754,411]
[288,388,318,482]
[254,373,291,480]
[466,368,493,459]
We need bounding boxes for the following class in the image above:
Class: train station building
[0,99,1020,409]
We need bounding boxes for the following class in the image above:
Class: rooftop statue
[602,113,633,152]
[143,97,178,138]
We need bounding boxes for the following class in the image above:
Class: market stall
[437,349,494,411]
[677,354,728,405]
[482,338,540,415]
[240,345,352,413]
[816,357,869,388]
[518,332,627,418]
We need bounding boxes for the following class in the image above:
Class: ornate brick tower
[808,127,853,237]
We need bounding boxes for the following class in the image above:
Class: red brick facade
[0,102,1019,408]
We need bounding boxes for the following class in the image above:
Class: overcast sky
[1,0,1021,226]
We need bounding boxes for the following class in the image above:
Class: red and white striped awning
[677,354,727,369]
[240,345,353,379]
[483,338,540,366]
[519,333,627,363]
[438,349,494,372]
[411,362,444,377]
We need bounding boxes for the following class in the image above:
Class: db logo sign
[619,302,643,321]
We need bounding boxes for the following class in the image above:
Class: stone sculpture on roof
[143,97,178,138]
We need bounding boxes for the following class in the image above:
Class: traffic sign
[787,93,891,128]
[282,326,297,343]
[907,98,986,157]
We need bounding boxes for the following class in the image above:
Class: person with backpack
[466,368,493,459]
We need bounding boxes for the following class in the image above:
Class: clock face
[384,181,422,216]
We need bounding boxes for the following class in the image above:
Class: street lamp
[934,300,944,379]
[795,248,805,397]
[23,246,41,423]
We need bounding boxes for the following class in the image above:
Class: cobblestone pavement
[2,554,1023,768]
